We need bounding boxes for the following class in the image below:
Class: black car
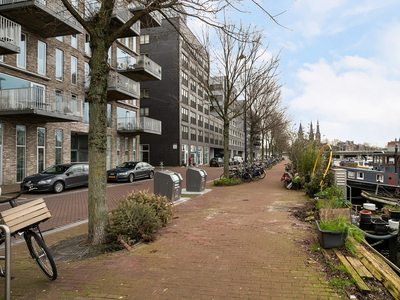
[107,162,155,182]
[209,157,223,167]
[21,163,89,193]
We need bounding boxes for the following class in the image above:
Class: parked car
[210,157,223,167]
[107,162,155,182]
[233,156,244,165]
[20,163,89,193]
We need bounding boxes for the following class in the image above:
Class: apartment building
[139,16,244,166]
[0,1,162,185]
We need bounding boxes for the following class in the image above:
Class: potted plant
[291,176,302,190]
[384,205,400,219]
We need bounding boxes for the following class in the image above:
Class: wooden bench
[0,198,51,234]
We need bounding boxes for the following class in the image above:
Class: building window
[84,102,89,124]
[132,138,137,161]
[181,107,188,122]
[198,114,203,127]
[85,33,90,55]
[107,136,111,170]
[181,53,188,66]
[16,125,26,182]
[17,34,26,68]
[140,144,150,163]
[140,107,149,116]
[71,34,77,48]
[205,132,209,143]
[190,79,196,92]
[125,137,129,161]
[190,128,196,141]
[205,118,209,129]
[181,89,188,104]
[140,34,149,44]
[182,125,188,140]
[107,104,111,128]
[132,36,137,52]
[56,49,63,81]
[190,111,196,125]
[140,88,149,98]
[36,127,45,173]
[198,130,203,142]
[116,137,121,166]
[56,36,63,42]
[181,71,188,86]
[55,129,62,165]
[190,95,196,108]
[38,41,46,75]
[71,56,77,85]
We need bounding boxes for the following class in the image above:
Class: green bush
[214,176,242,186]
[108,201,162,244]
[123,190,174,227]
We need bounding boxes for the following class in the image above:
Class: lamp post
[395,144,398,175]
[239,54,247,162]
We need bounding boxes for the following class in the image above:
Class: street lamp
[239,54,247,162]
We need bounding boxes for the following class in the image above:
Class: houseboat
[338,152,400,198]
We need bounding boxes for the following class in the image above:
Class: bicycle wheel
[242,172,252,183]
[260,170,266,179]
[25,231,57,281]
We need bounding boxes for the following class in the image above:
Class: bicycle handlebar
[0,187,37,205]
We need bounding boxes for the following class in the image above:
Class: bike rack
[0,225,11,300]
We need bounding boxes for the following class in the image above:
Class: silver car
[107,162,155,182]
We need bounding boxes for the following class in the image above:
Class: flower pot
[388,219,399,230]
[292,182,301,190]
[316,221,347,249]
[390,211,400,219]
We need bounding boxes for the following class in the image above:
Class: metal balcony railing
[117,116,161,135]
[0,15,20,53]
[86,71,140,99]
[134,55,162,78]
[0,87,82,117]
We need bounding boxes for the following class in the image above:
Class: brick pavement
[0,163,339,299]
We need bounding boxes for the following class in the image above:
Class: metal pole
[0,225,11,300]
[244,62,247,163]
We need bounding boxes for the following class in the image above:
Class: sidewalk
[0,163,338,299]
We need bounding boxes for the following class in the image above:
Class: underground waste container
[186,168,207,192]
[154,170,183,201]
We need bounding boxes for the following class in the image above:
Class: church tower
[309,121,314,141]
[298,123,304,139]
[315,120,321,142]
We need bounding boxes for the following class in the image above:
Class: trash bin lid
[171,174,180,183]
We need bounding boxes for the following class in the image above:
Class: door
[64,164,86,187]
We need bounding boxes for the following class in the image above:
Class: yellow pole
[311,144,332,186]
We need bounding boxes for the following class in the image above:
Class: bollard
[160,161,164,171]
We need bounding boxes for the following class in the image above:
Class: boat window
[388,157,395,164]
[348,171,355,179]
[357,172,364,180]
[376,174,384,183]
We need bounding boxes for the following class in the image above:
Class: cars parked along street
[209,157,223,167]
[21,163,89,193]
[107,162,155,182]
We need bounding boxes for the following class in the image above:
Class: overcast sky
[188,0,400,148]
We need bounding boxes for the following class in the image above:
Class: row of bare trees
[55,0,290,245]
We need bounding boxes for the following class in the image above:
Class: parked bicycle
[0,188,57,281]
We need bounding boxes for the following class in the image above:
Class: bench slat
[2,202,48,223]
[1,198,46,218]
[4,207,51,227]
[7,212,52,233]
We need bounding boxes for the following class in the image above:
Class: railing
[86,71,140,98]
[0,15,20,48]
[117,116,161,135]
[0,87,82,117]
[0,0,82,28]
[113,9,140,33]
[108,71,140,98]
[134,54,162,78]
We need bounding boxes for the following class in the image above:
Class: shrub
[108,201,162,244]
[124,190,174,227]
[214,176,242,186]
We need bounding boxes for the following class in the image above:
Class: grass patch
[213,176,242,186]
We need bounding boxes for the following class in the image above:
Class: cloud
[289,56,400,146]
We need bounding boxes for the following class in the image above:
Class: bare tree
[200,20,281,178]
[55,0,284,245]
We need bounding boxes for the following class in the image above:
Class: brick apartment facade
[0,1,162,185]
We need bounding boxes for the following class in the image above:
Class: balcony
[117,54,162,82]
[0,0,83,38]
[117,116,161,135]
[129,5,162,28]
[85,71,140,100]
[0,87,83,122]
[0,15,20,54]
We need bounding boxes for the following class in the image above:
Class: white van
[233,156,244,165]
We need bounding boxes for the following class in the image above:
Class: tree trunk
[223,119,230,179]
[261,131,265,163]
[87,35,110,245]
[249,124,254,162]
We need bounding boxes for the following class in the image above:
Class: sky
[188,0,400,148]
